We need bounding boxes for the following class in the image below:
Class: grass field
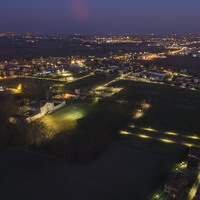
[111,80,200,135]
[37,79,195,199]
[40,103,93,133]
[4,77,200,199]
[37,101,130,162]
[60,73,118,93]
[145,55,200,75]
[105,79,200,198]
[0,145,176,200]
[110,80,200,155]
[40,101,129,136]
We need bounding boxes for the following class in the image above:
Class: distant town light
[129,124,136,128]
[17,83,22,91]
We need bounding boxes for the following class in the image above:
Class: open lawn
[37,102,130,162]
[109,80,200,158]
[60,73,118,93]
[0,76,196,199]
[0,145,177,200]
[145,55,200,75]
[106,79,200,196]
[40,103,93,133]
[39,101,129,138]
[111,80,200,135]
[3,78,198,199]
[36,81,189,199]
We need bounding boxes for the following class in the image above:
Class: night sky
[0,0,200,34]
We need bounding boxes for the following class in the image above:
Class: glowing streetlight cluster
[165,131,178,136]
[159,138,175,144]
[130,125,200,141]
[120,126,200,148]
[133,102,151,120]
[133,109,144,119]
[140,127,158,132]
[138,134,151,139]
[120,130,131,135]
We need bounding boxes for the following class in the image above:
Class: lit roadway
[188,172,200,200]
[94,71,133,91]
[0,73,94,84]
[168,47,185,56]
[122,76,197,92]
[121,124,200,148]
[20,73,93,83]
[120,101,200,148]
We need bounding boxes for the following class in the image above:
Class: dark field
[0,145,176,200]
[110,79,200,157]
[0,38,167,61]
[60,74,118,93]
[37,79,199,198]
[145,55,200,75]
[1,77,200,199]
[0,39,106,60]
[111,80,200,134]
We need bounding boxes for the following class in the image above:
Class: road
[121,75,198,92]
[20,73,93,83]
[188,172,200,200]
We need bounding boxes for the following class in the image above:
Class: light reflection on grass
[41,105,87,134]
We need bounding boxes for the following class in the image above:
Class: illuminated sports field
[40,104,93,134]
[40,102,125,136]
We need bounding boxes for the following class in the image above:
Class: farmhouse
[9,100,66,123]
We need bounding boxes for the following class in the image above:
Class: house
[29,101,54,115]
[164,173,188,199]
[10,100,66,123]
[26,100,66,122]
